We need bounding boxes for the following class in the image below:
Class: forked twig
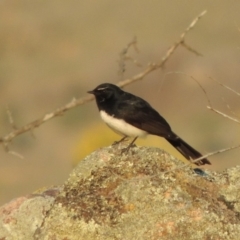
[118,36,141,77]
[0,96,94,145]
[193,77,240,124]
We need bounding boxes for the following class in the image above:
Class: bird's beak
[87,90,94,94]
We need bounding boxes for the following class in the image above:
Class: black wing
[115,93,174,138]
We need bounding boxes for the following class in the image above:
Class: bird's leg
[121,137,138,154]
[112,136,128,146]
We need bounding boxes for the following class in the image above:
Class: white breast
[100,110,147,138]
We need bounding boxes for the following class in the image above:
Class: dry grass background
[0,0,240,205]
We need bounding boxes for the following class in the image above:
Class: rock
[0,187,60,240]
[1,145,240,240]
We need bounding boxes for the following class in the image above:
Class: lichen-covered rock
[36,146,240,240]
[1,145,240,240]
[219,166,240,214]
[0,187,60,240]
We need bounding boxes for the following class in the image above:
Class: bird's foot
[112,136,128,146]
[112,141,120,146]
[120,143,137,154]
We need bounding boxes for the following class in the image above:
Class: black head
[88,83,123,103]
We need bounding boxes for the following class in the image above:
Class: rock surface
[0,145,240,240]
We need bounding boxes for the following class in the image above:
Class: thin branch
[191,144,240,164]
[0,10,207,150]
[193,77,240,124]
[6,105,17,130]
[160,143,240,175]
[0,96,94,145]
[206,106,240,124]
[221,96,237,118]
[192,76,212,106]
[118,10,207,88]
[210,77,240,97]
[6,150,24,159]
[118,36,141,77]
[181,41,203,56]
[180,10,207,39]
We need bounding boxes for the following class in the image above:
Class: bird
[88,83,211,166]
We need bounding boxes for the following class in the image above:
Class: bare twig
[207,78,240,123]
[191,144,240,164]
[221,97,237,118]
[0,96,94,145]
[181,42,203,56]
[210,77,240,97]
[193,77,240,124]
[6,149,24,159]
[160,73,240,125]
[6,106,17,130]
[194,77,239,122]
[192,77,212,106]
[118,36,141,77]
[190,76,240,165]
[160,143,240,175]
[206,106,240,124]
[117,10,207,88]
[0,10,207,151]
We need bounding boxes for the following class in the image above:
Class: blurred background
[0,0,240,205]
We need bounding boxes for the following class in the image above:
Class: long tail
[166,133,211,166]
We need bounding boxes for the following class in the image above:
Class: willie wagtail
[88,83,211,166]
